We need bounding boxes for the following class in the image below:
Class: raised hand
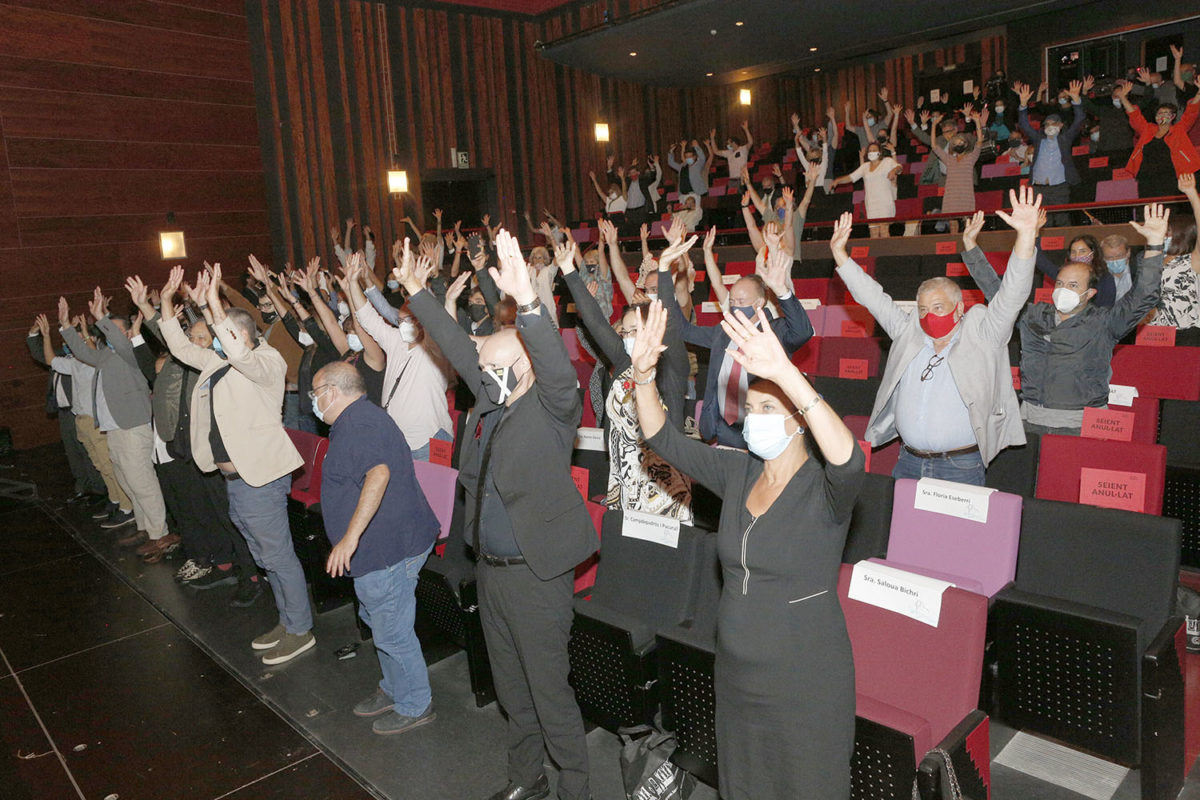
[791,112,801,129]
[1067,79,1083,103]
[490,229,537,305]
[772,164,784,179]
[994,185,1042,234]
[804,162,822,186]
[88,287,107,321]
[1171,44,1184,61]
[58,297,71,329]
[1082,74,1095,93]
[630,301,668,377]
[703,226,717,253]
[125,275,150,311]
[445,271,471,307]
[720,307,793,384]
[657,232,698,272]
[664,215,686,247]
[962,210,986,250]
[1112,79,1132,99]
[433,208,443,222]
[829,211,854,264]
[1136,67,1151,85]
[1129,204,1170,247]
[762,245,792,298]
[205,263,223,311]
[130,311,143,337]
[553,238,577,273]
[34,313,50,338]
[640,222,649,242]
[919,109,931,125]
[247,253,271,284]
[904,108,916,127]
[782,185,795,208]
[1014,81,1032,106]
[1180,171,1198,197]
[598,217,618,246]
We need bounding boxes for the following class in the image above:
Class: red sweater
[1124,102,1200,177]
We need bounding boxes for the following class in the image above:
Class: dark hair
[1157,103,1179,119]
[1067,234,1106,285]
[1167,213,1197,257]
[623,302,651,321]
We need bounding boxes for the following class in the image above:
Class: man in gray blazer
[398,232,598,800]
[829,188,1041,485]
[59,289,171,552]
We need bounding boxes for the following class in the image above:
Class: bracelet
[798,393,823,416]
[516,298,541,314]
[633,369,657,385]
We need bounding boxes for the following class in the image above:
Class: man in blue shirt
[313,361,441,736]
[1016,79,1086,226]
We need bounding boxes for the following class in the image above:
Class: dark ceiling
[538,0,1097,87]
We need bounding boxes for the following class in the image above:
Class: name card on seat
[700,301,720,314]
[848,561,953,627]
[575,427,606,452]
[1089,156,1109,168]
[622,509,681,548]
[1079,467,1146,513]
[1071,145,1089,156]
[1034,288,1054,304]
[841,320,870,337]
[1041,236,1065,251]
[1080,407,1134,442]
[800,298,822,310]
[839,358,869,379]
[429,439,453,467]
[1135,325,1176,347]
[1107,384,1138,407]
[914,477,997,523]
[571,466,589,499]
[1011,366,1021,390]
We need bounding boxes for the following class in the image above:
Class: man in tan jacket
[157,264,315,666]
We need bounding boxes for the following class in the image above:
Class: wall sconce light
[594,123,610,142]
[159,231,186,259]
[387,170,409,194]
[739,89,752,106]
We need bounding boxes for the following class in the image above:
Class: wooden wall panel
[0,1,270,449]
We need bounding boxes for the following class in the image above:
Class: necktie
[723,355,742,426]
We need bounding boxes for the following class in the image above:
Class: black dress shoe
[485,775,549,800]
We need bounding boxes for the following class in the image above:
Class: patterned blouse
[1153,254,1199,330]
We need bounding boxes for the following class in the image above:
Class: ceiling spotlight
[706,72,713,77]
[810,47,818,52]
[814,68,822,72]
[629,51,637,56]
[735,20,744,26]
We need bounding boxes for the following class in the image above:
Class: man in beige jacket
[157,264,314,666]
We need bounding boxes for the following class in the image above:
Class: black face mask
[952,141,969,154]
[259,310,277,324]
[468,304,489,323]
[481,364,520,406]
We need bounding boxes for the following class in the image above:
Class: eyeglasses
[920,354,945,382]
[307,384,332,400]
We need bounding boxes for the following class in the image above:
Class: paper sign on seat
[913,477,997,523]
[575,427,606,452]
[621,509,681,549]
[1107,384,1138,407]
[848,561,953,627]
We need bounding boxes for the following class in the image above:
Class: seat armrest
[916,710,989,800]
[1143,615,1184,672]
[995,587,1143,633]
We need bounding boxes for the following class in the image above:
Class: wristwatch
[516,298,542,314]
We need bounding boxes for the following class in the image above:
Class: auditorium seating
[984,432,1040,497]
[1035,434,1168,516]
[568,510,711,732]
[1159,400,1200,570]
[843,415,901,477]
[870,479,1022,598]
[413,460,458,541]
[283,428,352,614]
[992,499,1183,797]
[1111,345,1200,402]
[840,564,991,800]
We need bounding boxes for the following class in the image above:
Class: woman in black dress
[631,289,865,799]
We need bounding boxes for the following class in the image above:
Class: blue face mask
[212,339,226,357]
[731,304,757,320]
[1107,258,1129,274]
[346,333,364,352]
[776,208,787,222]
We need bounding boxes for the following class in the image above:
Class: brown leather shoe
[136,533,180,557]
[141,533,182,564]
[118,529,148,548]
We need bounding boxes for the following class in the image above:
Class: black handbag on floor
[618,726,717,800]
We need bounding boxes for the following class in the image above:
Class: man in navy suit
[1016,78,1086,226]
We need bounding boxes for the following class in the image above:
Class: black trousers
[58,410,105,496]
[477,561,589,800]
[155,458,254,570]
[1032,181,1072,227]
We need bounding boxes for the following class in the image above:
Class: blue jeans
[355,544,434,716]
[408,428,452,463]
[225,474,313,635]
[892,447,986,486]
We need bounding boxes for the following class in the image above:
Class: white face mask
[312,388,330,423]
[1113,98,1123,108]
[994,105,1005,113]
[1090,131,1100,141]
[1052,287,1084,314]
[867,151,880,162]
[337,301,351,318]
[1044,125,1061,138]
[386,279,400,290]
[646,292,659,301]
[742,412,801,461]
[865,116,876,127]
[346,333,364,352]
[297,331,315,347]
[399,320,418,343]
[622,336,637,356]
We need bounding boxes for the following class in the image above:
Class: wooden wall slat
[5,139,263,171]
[1,0,249,40]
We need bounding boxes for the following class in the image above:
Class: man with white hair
[828,187,1042,485]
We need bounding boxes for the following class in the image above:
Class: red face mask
[919,309,958,339]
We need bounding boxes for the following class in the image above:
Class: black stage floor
[1,444,1198,800]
